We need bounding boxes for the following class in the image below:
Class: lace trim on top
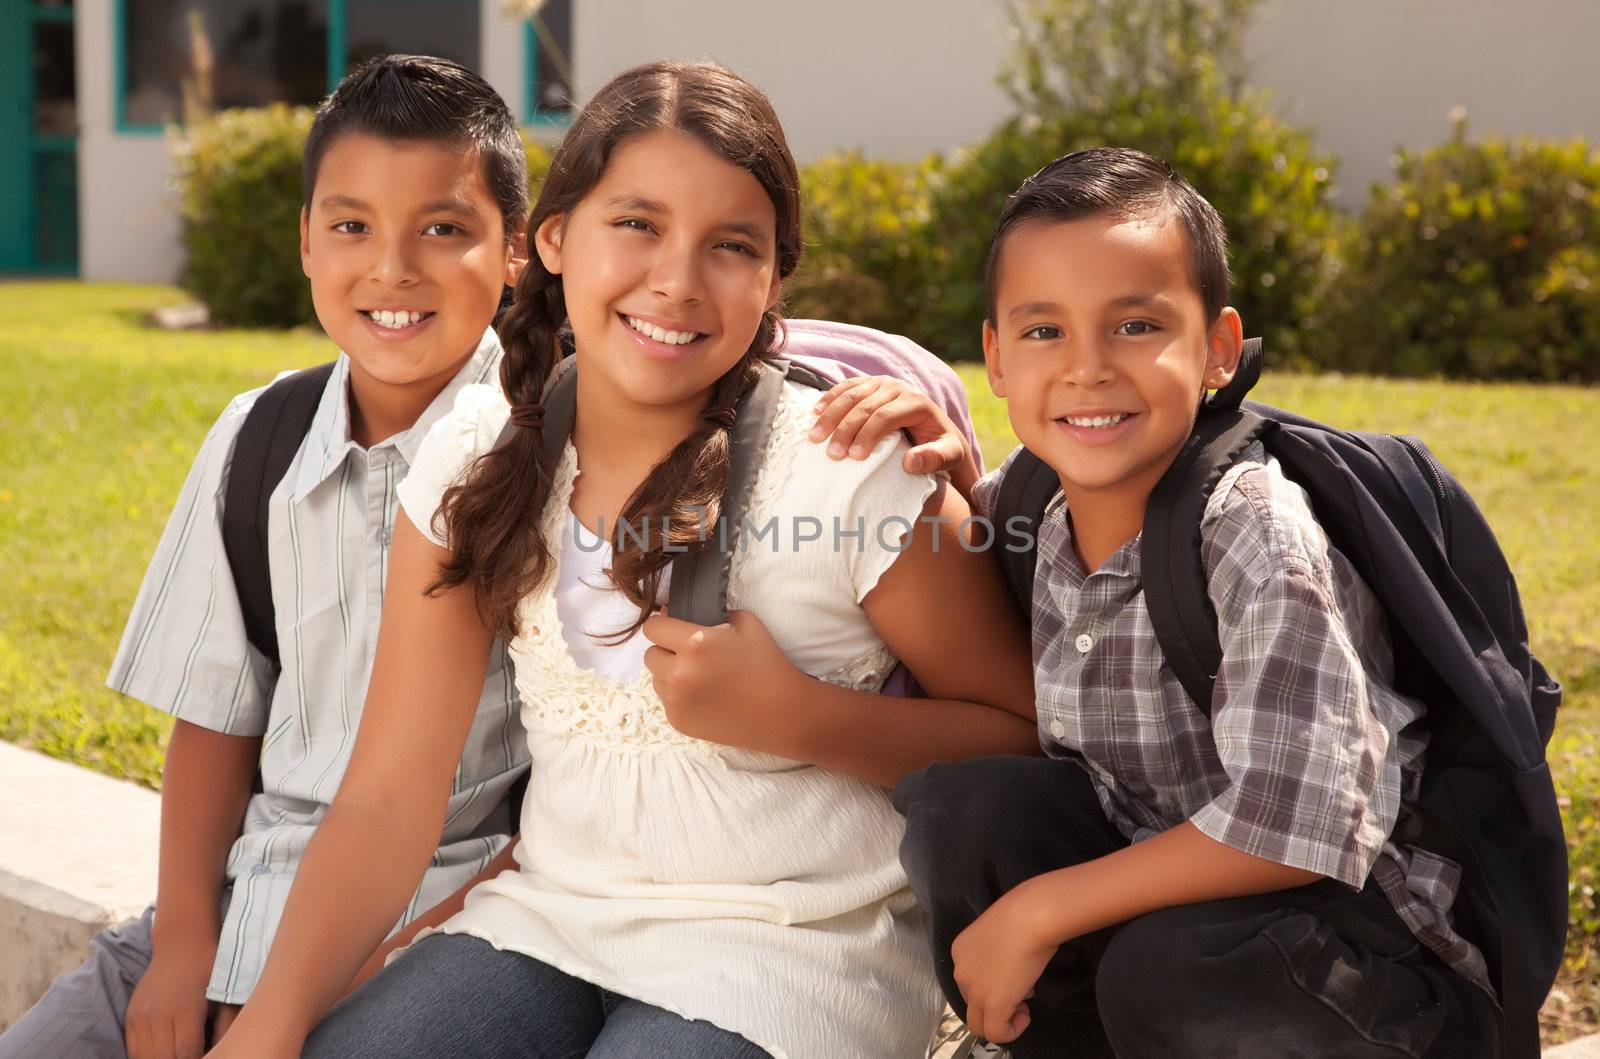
[508,383,902,749]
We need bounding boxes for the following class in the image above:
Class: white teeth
[368,310,425,330]
[626,316,700,346]
[1064,413,1129,428]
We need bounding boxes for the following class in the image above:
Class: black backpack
[992,337,1565,1058]
[221,355,835,672]
[221,355,839,807]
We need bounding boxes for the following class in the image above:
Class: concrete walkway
[1550,1034,1600,1058]
[3,739,1600,1055]
[0,741,158,1031]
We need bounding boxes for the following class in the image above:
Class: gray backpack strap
[494,355,810,628]
[667,357,801,626]
[492,353,577,460]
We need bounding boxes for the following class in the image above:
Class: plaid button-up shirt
[975,443,1489,990]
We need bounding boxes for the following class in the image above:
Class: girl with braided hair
[214,61,1034,1059]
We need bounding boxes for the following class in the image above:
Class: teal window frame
[522,13,572,131]
[114,0,546,134]
[4,1,80,273]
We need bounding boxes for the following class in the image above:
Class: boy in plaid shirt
[815,148,1500,1057]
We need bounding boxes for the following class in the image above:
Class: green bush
[1319,125,1600,382]
[174,107,557,329]
[174,104,316,328]
[788,150,942,332]
[910,83,1345,364]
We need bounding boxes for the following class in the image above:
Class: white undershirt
[554,513,663,682]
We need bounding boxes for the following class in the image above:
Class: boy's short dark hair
[984,147,1232,324]
[303,54,528,238]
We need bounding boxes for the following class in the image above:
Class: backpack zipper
[1398,435,1453,555]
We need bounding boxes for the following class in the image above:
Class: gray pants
[0,907,155,1059]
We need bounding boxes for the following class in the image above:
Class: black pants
[893,755,1504,1059]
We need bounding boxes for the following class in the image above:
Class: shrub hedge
[1317,124,1600,382]
[173,104,316,329]
[172,104,1597,383]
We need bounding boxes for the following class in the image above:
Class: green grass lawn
[4,281,1599,1035]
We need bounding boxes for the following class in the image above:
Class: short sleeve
[396,384,511,549]
[1186,460,1404,887]
[107,392,275,736]
[826,430,943,605]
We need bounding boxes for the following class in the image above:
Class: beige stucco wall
[75,0,184,283]
[567,0,1013,162]
[1246,0,1600,204]
[72,0,537,284]
[68,1,1599,281]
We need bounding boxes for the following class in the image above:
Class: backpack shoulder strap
[222,362,336,671]
[990,448,1059,614]
[1139,408,1273,718]
[667,358,797,625]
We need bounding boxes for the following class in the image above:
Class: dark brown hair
[303,54,528,240]
[430,61,803,641]
[984,147,1231,324]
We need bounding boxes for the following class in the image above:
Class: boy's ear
[981,319,1007,398]
[1202,307,1245,392]
[533,213,566,276]
[299,208,311,277]
[505,217,531,287]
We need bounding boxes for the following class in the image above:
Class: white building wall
[76,0,184,283]
[69,0,1600,281]
[1246,0,1600,204]
[71,0,536,285]
[567,0,1013,162]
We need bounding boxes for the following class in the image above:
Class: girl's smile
[619,312,712,361]
[535,128,783,421]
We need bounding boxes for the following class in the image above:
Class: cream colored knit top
[396,379,944,1059]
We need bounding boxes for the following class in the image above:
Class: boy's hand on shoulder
[810,377,977,491]
[951,881,1060,1047]
[643,609,810,756]
[124,938,216,1059]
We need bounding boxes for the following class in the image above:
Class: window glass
[33,19,76,136]
[123,1,328,126]
[345,0,479,71]
[529,0,571,118]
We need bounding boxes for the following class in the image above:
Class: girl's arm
[645,483,1038,788]
[209,517,494,1057]
[339,839,520,998]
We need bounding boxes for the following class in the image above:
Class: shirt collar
[1038,493,1142,585]
[291,327,505,497]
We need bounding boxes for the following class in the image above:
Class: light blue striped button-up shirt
[107,328,527,1003]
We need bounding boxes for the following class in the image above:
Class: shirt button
[1074,633,1094,653]
[1049,720,1067,740]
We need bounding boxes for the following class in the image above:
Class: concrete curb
[0,741,158,1031]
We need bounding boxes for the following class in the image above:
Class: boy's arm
[339,839,519,998]
[953,821,1319,1044]
[811,377,981,498]
[125,720,259,1059]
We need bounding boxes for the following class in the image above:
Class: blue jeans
[302,933,773,1058]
